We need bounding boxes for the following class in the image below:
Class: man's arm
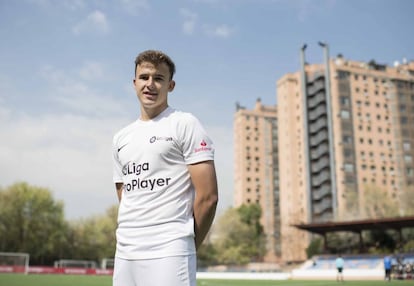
[115,183,123,202]
[188,160,218,250]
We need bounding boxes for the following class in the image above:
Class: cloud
[28,0,86,10]
[204,24,234,38]
[38,64,123,117]
[180,8,234,38]
[180,8,198,35]
[78,61,106,81]
[119,0,150,14]
[72,10,110,35]
[0,104,127,219]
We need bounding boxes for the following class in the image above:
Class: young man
[383,255,392,281]
[335,254,344,282]
[112,50,218,286]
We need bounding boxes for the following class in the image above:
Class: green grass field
[1,274,414,286]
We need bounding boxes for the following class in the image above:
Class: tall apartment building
[277,45,414,262]
[233,99,280,262]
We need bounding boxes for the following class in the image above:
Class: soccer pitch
[1,274,414,286]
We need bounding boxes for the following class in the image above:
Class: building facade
[277,47,414,262]
[233,99,280,262]
[233,48,414,263]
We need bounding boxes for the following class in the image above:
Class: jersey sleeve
[112,133,124,183]
[177,113,214,165]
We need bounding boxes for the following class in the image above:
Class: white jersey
[112,107,214,259]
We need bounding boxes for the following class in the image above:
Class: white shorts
[113,255,196,286]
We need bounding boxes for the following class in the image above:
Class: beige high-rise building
[233,99,280,262]
[277,46,414,262]
[234,46,414,264]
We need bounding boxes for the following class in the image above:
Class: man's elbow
[208,191,219,210]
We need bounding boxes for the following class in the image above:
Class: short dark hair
[134,50,176,80]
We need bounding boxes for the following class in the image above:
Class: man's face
[133,61,175,117]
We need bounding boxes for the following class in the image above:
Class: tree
[0,182,69,265]
[68,205,118,262]
[361,184,399,219]
[339,188,360,220]
[213,204,266,265]
[306,237,323,258]
[196,242,217,268]
[400,186,414,216]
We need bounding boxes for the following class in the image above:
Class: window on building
[403,142,411,151]
[404,155,413,164]
[340,96,350,107]
[341,110,350,119]
[344,163,354,172]
[402,129,409,137]
[343,135,352,143]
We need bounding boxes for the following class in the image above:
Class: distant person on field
[112,50,218,286]
[335,254,344,282]
[384,255,392,281]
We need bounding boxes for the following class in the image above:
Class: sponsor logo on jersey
[121,161,172,192]
[194,139,212,153]
[117,143,128,152]
[149,136,173,143]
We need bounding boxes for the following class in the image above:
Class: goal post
[101,258,114,269]
[0,252,30,274]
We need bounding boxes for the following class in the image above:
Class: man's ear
[169,80,175,92]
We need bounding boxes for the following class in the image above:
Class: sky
[0,0,413,220]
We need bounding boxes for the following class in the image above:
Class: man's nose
[146,77,155,89]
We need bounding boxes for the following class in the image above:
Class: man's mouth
[143,91,157,97]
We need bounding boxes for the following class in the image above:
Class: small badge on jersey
[149,136,173,143]
[194,140,212,153]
